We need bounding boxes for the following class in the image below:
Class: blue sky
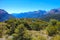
[0,0,60,14]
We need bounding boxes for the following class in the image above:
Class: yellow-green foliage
[31,35,46,40]
[46,19,58,36]
[24,30,47,40]
[0,18,60,40]
[51,35,60,40]
[0,22,7,38]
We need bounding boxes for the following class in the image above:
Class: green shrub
[51,35,60,40]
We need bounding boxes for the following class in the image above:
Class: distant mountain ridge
[48,8,60,14]
[12,8,60,21]
[0,8,60,22]
[12,10,47,18]
[41,8,60,21]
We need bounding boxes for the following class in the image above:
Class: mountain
[12,8,60,21]
[0,8,60,22]
[0,9,12,22]
[48,8,60,14]
[40,8,60,21]
[12,10,47,18]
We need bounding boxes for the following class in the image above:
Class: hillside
[0,18,60,40]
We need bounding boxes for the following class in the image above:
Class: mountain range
[0,8,60,22]
[12,10,46,18]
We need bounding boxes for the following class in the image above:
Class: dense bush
[51,35,60,40]
[0,18,60,40]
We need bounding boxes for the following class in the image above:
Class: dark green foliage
[24,22,32,30]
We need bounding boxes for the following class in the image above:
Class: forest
[0,18,60,40]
